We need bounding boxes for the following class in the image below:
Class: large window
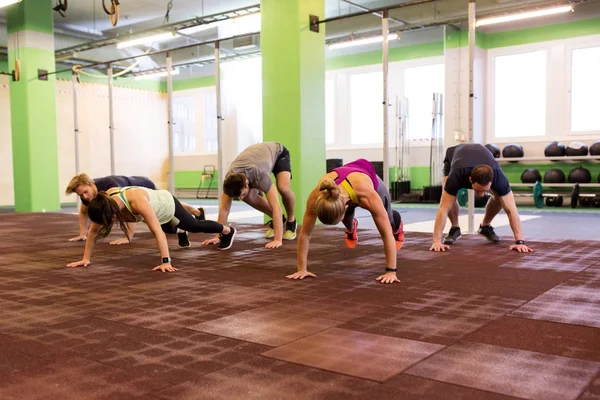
[173,96,196,153]
[494,50,547,138]
[325,79,335,144]
[404,63,445,140]
[570,46,600,132]
[350,71,383,145]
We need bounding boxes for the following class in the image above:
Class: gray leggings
[342,176,401,231]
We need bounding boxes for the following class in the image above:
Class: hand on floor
[68,235,86,242]
[429,243,450,252]
[109,237,130,245]
[286,270,316,280]
[201,237,220,246]
[152,263,178,272]
[66,259,90,268]
[376,272,400,284]
[509,244,534,253]
[265,240,282,249]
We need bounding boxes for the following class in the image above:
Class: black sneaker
[195,207,206,221]
[218,226,236,250]
[444,226,462,245]
[178,231,191,248]
[478,224,501,243]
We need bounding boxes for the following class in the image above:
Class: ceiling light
[328,33,399,50]
[0,0,21,8]
[134,68,180,80]
[117,32,178,49]
[475,5,573,27]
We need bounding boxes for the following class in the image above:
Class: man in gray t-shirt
[202,142,297,249]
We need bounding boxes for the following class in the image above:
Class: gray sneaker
[444,226,462,245]
[478,224,501,243]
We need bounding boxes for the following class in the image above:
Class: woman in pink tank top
[286,159,404,285]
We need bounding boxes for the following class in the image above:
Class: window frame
[487,44,551,143]
[565,38,600,137]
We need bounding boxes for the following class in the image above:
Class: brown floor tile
[188,308,341,346]
[510,297,600,328]
[465,316,600,361]
[340,308,490,345]
[153,356,380,400]
[405,341,600,399]
[263,327,444,382]
[396,290,525,319]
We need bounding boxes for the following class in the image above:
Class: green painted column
[261,0,326,221]
[7,0,60,212]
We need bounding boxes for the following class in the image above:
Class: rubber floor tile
[263,327,444,382]
[465,316,600,362]
[405,341,600,399]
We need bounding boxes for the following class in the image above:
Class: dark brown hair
[223,173,247,197]
[470,164,494,185]
[87,192,130,243]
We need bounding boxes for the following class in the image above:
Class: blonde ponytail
[315,179,346,224]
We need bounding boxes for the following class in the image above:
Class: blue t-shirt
[94,175,156,192]
[444,144,511,197]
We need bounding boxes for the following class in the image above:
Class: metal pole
[215,41,223,199]
[467,0,476,233]
[72,72,80,175]
[166,52,175,194]
[382,9,390,188]
[108,63,116,175]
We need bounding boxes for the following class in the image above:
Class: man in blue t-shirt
[430,143,533,253]
[65,173,204,247]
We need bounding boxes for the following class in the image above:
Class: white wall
[0,79,169,207]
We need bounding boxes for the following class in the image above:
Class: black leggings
[161,197,224,234]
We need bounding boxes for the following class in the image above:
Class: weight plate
[571,183,580,209]
[533,181,544,208]
[457,188,468,207]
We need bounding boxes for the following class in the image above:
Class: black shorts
[273,146,292,179]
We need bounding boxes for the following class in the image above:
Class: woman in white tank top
[66,186,236,272]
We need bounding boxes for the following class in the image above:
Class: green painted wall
[261,0,326,222]
[8,46,61,211]
[6,0,54,35]
[326,41,443,70]
[174,170,219,189]
[483,17,600,49]
[173,75,216,91]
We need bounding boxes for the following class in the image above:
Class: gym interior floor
[1,201,599,399]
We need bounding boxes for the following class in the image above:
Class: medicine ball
[520,168,542,184]
[590,140,600,156]
[543,168,566,184]
[502,143,524,158]
[485,143,500,158]
[544,141,566,157]
[565,141,589,156]
[568,166,592,184]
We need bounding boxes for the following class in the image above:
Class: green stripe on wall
[326,41,443,70]
[445,30,486,49]
[501,162,600,192]
[174,171,219,189]
[483,17,600,49]
[173,76,216,91]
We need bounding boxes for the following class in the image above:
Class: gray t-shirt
[227,142,283,193]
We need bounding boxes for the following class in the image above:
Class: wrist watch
[515,240,525,245]
[161,257,172,263]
